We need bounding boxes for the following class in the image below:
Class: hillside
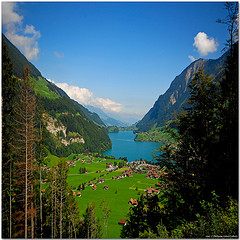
[136,52,228,132]
[3,34,111,156]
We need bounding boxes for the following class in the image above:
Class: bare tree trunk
[54,170,57,239]
[51,174,54,238]
[40,161,43,238]
[9,159,12,239]
[31,184,34,238]
[25,93,28,239]
[60,186,63,239]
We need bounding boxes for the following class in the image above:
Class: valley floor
[46,153,167,238]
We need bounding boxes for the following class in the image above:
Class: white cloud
[2,2,23,26]
[188,55,196,62]
[2,2,41,61]
[54,51,64,59]
[96,97,123,113]
[55,82,123,113]
[193,32,218,56]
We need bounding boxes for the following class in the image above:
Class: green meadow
[47,153,158,238]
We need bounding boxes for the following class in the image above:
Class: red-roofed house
[133,199,138,206]
[118,219,127,226]
[128,198,134,204]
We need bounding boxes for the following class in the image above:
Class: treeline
[121,3,238,238]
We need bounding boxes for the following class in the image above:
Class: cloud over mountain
[193,32,218,56]
[55,82,123,114]
[2,2,41,61]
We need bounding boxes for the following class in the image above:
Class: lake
[103,131,163,162]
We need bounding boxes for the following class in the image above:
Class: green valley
[44,153,163,238]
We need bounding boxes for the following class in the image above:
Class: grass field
[48,153,158,238]
[33,76,59,99]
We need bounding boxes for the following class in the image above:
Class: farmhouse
[92,185,97,190]
[128,198,134,204]
[77,192,81,197]
[133,199,138,206]
[118,219,126,226]
[128,198,138,206]
[103,185,109,190]
[96,179,105,184]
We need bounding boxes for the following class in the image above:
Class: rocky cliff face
[43,114,85,146]
[136,52,228,132]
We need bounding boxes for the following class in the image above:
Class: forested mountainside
[136,51,228,132]
[2,34,111,157]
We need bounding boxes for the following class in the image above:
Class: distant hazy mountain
[136,52,228,132]
[86,105,129,127]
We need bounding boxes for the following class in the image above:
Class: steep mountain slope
[3,34,111,156]
[2,34,42,79]
[136,52,227,132]
[86,105,129,127]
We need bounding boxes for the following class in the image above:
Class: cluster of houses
[66,160,76,167]
[112,170,133,180]
[128,160,146,166]
[145,169,168,179]
[143,182,168,196]
[88,181,109,191]
[106,162,118,171]
[96,178,105,184]
[145,186,159,195]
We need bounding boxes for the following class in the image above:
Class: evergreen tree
[2,37,18,239]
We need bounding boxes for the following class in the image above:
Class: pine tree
[2,37,18,239]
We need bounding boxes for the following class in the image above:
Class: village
[40,152,172,238]
[65,155,170,201]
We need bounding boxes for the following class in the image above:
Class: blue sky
[2,1,229,123]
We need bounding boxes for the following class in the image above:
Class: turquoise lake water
[103,131,163,162]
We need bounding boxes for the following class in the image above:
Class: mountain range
[86,105,129,127]
[136,51,228,132]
